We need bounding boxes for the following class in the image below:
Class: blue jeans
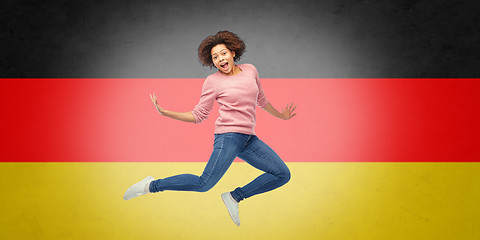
[149,132,291,202]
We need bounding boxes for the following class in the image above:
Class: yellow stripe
[1,162,479,239]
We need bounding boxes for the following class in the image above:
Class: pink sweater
[192,64,268,135]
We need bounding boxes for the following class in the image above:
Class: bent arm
[161,110,195,123]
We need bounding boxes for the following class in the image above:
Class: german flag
[2,1,480,240]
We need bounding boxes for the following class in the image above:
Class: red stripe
[1,78,479,162]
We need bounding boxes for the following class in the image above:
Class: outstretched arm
[150,93,195,123]
[263,102,297,120]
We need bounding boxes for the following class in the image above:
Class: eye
[222,52,226,55]
[213,56,217,60]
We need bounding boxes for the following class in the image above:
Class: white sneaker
[123,176,155,200]
[221,192,240,226]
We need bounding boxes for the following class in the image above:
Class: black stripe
[1,0,479,78]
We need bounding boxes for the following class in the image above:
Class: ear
[232,51,236,58]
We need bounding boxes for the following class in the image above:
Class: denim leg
[149,133,244,193]
[231,136,291,202]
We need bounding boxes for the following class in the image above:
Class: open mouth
[219,61,229,71]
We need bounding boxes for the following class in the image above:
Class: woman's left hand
[263,102,297,120]
[280,103,297,120]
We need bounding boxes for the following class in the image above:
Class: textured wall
[2,0,480,78]
[2,1,480,239]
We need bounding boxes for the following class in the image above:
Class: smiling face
[211,44,236,75]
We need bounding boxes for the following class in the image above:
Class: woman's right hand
[149,93,195,123]
[150,93,165,115]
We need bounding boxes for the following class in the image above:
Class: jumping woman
[123,30,297,226]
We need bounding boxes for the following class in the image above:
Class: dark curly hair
[198,31,246,68]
